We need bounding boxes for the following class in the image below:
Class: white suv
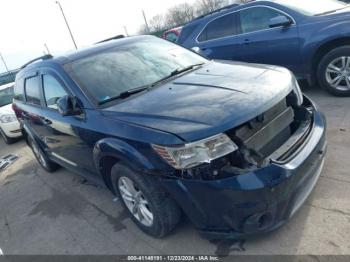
[0,82,21,144]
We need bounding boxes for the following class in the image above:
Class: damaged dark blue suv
[13,36,326,239]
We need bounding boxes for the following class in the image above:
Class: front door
[36,70,95,172]
[233,6,301,72]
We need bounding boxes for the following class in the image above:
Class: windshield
[64,37,207,104]
[275,0,348,15]
[0,86,14,107]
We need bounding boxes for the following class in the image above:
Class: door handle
[243,39,251,45]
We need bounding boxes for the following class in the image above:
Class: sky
[0,0,196,73]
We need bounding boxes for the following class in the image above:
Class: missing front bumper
[161,110,327,239]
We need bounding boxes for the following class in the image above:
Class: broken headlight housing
[152,133,238,169]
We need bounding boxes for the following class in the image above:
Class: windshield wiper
[150,63,205,87]
[98,86,149,105]
[98,63,204,105]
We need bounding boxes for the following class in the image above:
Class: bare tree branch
[165,3,196,27]
[194,0,229,16]
[138,0,249,34]
[149,14,166,32]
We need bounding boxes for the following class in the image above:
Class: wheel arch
[97,155,120,193]
[21,122,38,146]
[311,37,350,83]
[93,138,156,193]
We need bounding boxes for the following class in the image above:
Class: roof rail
[20,54,53,69]
[192,3,240,21]
[95,35,125,44]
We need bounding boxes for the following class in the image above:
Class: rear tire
[0,128,15,144]
[317,46,350,97]
[111,163,181,238]
[28,136,59,172]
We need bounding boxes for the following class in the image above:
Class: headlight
[0,114,17,123]
[292,76,303,106]
[152,133,238,169]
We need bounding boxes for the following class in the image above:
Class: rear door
[196,12,242,60]
[21,73,49,141]
[234,6,301,71]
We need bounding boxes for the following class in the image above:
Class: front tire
[28,137,59,172]
[318,46,350,96]
[111,163,181,238]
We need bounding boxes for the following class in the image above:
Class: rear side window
[239,7,286,34]
[24,76,41,105]
[42,75,68,110]
[14,79,25,101]
[198,13,236,42]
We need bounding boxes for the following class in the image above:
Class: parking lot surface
[0,86,349,256]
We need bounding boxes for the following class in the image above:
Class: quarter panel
[299,17,350,73]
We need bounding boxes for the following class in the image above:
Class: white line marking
[0,247,4,255]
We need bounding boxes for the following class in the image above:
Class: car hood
[102,61,293,142]
[0,104,15,116]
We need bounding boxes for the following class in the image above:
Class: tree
[149,14,166,32]
[194,0,228,16]
[165,3,195,27]
[137,0,249,34]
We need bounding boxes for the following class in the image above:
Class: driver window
[239,7,287,34]
[42,74,68,110]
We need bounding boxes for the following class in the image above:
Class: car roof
[0,82,14,90]
[184,0,277,26]
[17,35,155,77]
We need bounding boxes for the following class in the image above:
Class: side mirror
[57,95,82,116]
[269,16,292,28]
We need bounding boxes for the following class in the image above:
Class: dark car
[178,0,350,96]
[12,36,326,239]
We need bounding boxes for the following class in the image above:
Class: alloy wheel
[118,176,154,227]
[326,56,350,91]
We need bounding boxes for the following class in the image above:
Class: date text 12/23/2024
[127,256,219,261]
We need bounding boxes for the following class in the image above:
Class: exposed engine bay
[187,92,314,180]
